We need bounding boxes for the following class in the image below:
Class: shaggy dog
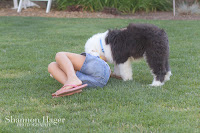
[85,23,172,86]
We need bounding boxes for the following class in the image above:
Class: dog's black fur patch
[105,23,170,82]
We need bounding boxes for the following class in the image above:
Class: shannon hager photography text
[4,116,65,127]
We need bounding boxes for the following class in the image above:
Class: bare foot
[64,78,82,87]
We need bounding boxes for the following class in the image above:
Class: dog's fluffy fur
[85,23,172,86]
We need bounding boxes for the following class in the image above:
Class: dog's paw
[113,71,121,77]
[164,71,172,82]
[120,73,133,81]
[150,80,164,87]
[110,73,122,79]
[122,76,133,81]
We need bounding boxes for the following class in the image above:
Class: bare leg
[48,52,86,93]
[54,52,84,85]
[48,62,68,84]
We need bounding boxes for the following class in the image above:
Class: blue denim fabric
[76,53,110,88]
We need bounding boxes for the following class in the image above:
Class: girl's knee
[55,52,63,61]
[48,62,57,73]
[55,52,69,61]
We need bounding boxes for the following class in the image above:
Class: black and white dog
[85,23,172,86]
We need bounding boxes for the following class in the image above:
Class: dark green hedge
[55,0,172,13]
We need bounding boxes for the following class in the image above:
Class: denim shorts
[76,53,111,88]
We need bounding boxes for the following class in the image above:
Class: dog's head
[85,31,109,57]
[105,29,121,45]
[105,28,130,64]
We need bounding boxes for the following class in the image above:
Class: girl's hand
[100,55,107,61]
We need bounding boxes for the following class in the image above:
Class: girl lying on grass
[48,52,111,98]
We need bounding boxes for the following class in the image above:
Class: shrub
[55,0,172,13]
[177,2,200,14]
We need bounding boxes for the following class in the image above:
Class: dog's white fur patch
[150,79,164,86]
[85,31,114,63]
[149,73,163,86]
[118,58,133,81]
[149,70,172,86]
[164,71,172,81]
[113,64,121,76]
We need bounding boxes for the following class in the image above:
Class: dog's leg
[164,59,172,82]
[150,77,164,86]
[149,64,166,86]
[118,59,133,81]
[150,68,166,86]
[113,64,121,76]
[164,71,172,82]
[146,56,166,86]
[110,64,122,79]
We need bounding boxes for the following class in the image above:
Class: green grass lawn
[0,16,199,133]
